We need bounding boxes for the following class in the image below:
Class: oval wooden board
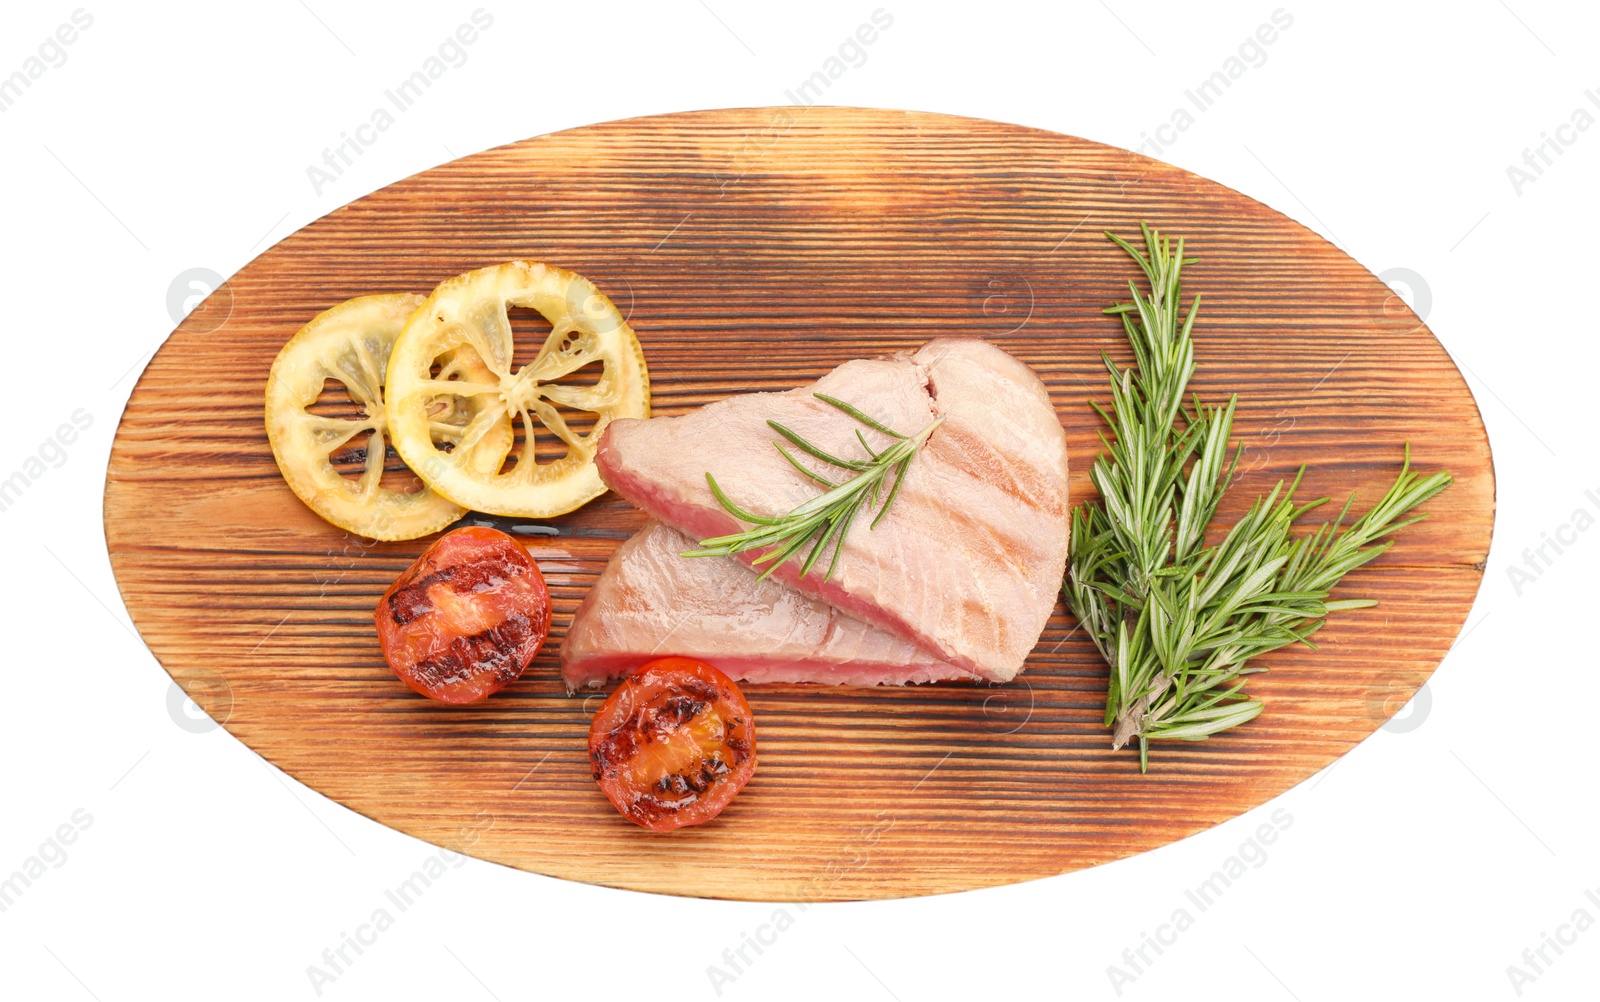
[105,107,1493,901]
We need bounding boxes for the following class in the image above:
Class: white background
[1,1,1596,999]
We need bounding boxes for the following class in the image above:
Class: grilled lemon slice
[384,262,649,518]
[265,293,510,540]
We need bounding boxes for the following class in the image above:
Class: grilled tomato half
[588,658,757,831]
[374,526,550,702]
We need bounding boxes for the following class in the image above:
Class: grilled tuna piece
[560,520,975,689]
[595,339,1068,683]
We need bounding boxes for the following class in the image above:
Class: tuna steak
[595,339,1069,683]
[560,520,976,689]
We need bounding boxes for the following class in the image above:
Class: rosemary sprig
[682,394,942,581]
[1064,223,1453,771]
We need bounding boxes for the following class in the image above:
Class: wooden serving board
[104,108,1493,901]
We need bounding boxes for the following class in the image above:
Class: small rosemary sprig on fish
[1065,223,1453,771]
[682,394,941,581]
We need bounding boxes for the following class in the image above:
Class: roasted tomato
[589,657,757,831]
[374,526,550,703]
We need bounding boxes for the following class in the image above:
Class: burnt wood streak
[103,108,1494,901]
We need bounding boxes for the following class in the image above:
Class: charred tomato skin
[374,526,550,703]
[588,657,757,831]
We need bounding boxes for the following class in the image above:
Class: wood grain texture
[103,107,1494,901]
